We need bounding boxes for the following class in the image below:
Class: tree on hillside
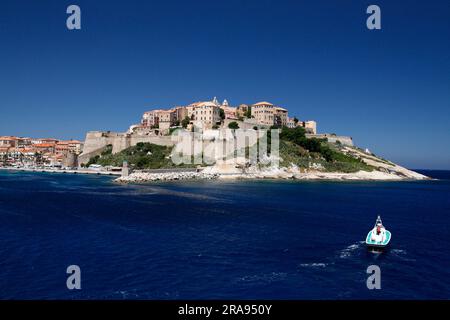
[279,126,338,162]
[280,126,306,144]
[219,108,225,120]
[181,116,190,128]
[228,121,239,129]
[245,107,252,118]
[293,117,299,124]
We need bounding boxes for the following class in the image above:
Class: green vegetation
[101,144,113,156]
[86,142,195,169]
[219,108,225,120]
[228,121,239,129]
[245,107,252,119]
[181,116,190,128]
[278,126,374,173]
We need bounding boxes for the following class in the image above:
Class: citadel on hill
[79,97,343,165]
[0,98,354,169]
[136,97,317,134]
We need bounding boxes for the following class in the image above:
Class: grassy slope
[85,143,195,169]
[279,140,374,173]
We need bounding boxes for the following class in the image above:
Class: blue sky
[0,0,449,169]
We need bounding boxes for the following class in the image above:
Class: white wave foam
[299,263,327,268]
[339,242,364,259]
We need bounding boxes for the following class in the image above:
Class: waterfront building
[31,138,43,145]
[55,141,69,155]
[17,137,32,148]
[33,143,56,154]
[0,136,17,147]
[40,138,59,144]
[0,146,10,156]
[67,140,83,154]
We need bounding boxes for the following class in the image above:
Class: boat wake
[298,241,366,271]
[237,272,288,285]
[390,248,415,261]
[299,262,328,268]
[338,241,365,259]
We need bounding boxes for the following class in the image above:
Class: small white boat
[365,215,391,250]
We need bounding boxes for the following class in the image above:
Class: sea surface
[0,169,449,299]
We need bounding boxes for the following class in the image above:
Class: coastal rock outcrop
[115,171,219,183]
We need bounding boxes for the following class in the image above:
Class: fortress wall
[80,129,354,166]
[129,135,174,147]
[81,131,117,154]
[223,119,257,130]
[306,134,354,146]
[330,136,353,146]
[79,131,176,165]
[112,135,131,154]
[78,145,108,165]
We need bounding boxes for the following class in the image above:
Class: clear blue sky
[0,0,449,169]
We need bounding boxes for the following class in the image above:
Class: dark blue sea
[0,169,449,299]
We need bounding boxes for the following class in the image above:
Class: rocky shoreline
[114,165,431,183]
[115,171,219,183]
[1,164,430,183]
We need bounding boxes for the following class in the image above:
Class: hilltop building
[236,104,250,118]
[251,102,275,126]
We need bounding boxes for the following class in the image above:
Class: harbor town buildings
[0,136,83,168]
